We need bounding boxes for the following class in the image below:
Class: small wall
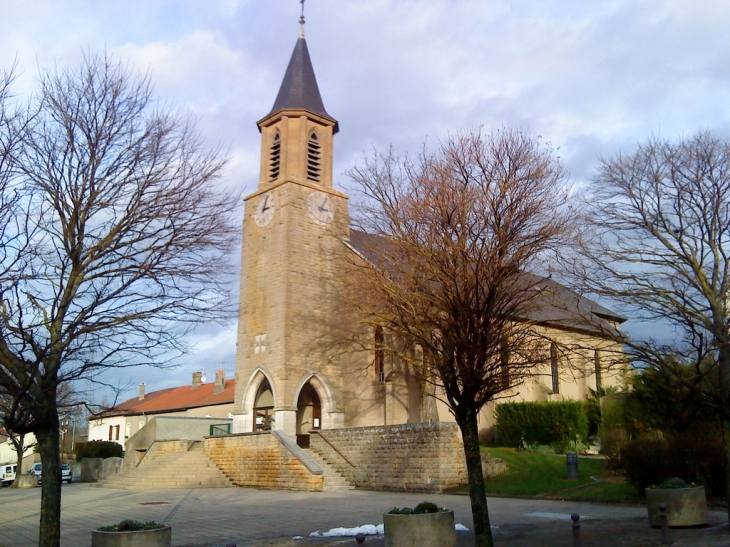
[312,422,468,492]
[70,461,82,482]
[100,457,124,479]
[204,432,323,491]
[80,458,102,482]
[123,416,231,470]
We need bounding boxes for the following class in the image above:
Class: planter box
[645,486,708,527]
[15,475,39,488]
[91,526,171,547]
[383,511,455,547]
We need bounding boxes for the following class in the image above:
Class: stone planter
[91,526,171,547]
[383,511,455,547]
[645,486,708,527]
[15,475,39,488]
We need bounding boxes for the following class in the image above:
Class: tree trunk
[718,345,730,524]
[455,406,494,547]
[36,423,62,547]
[10,434,26,486]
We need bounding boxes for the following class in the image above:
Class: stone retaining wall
[312,422,468,492]
[203,432,323,491]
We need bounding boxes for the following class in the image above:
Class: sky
[1,0,729,400]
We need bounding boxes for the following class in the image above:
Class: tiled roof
[265,34,338,132]
[347,229,625,336]
[92,379,235,419]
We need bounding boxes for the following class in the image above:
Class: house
[88,370,234,450]
[0,428,38,470]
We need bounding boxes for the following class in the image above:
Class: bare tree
[0,53,239,547]
[577,132,730,520]
[345,128,576,547]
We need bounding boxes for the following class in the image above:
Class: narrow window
[594,349,602,389]
[500,338,510,389]
[269,132,281,182]
[550,342,560,394]
[306,132,321,182]
[115,425,120,441]
[108,425,113,441]
[374,326,385,382]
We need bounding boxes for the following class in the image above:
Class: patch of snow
[455,523,470,531]
[292,536,303,541]
[310,524,384,538]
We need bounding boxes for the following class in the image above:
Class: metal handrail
[311,431,356,468]
[210,425,230,436]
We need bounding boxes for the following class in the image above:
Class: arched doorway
[253,379,275,432]
[296,382,321,447]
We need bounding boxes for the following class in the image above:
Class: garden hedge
[73,440,123,460]
[495,401,589,447]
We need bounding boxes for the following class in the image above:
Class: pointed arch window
[500,338,510,390]
[550,342,560,394]
[306,131,321,182]
[269,132,281,182]
[374,326,385,382]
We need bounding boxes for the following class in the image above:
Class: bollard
[566,452,579,480]
[659,503,672,544]
[571,513,581,547]
[355,532,366,544]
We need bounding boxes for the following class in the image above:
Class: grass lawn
[445,447,640,502]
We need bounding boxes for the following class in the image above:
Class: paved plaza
[0,483,728,547]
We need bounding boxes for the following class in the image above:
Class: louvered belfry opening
[307,132,321,182]
[269,132,281,181]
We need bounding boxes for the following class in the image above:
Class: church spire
[267,28,338,132]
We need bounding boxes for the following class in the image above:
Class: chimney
[192,371,203,389]
[214,369,226,394]
[138,383,145,401]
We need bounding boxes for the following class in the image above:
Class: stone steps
[303,448,355,492]
[92,448,234,490]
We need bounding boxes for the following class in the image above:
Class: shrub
[74,440,123,461]
[388,502,446,515]
[495,401,589,447]
[97,520,165,532]
[621,434,727,497]
[650,477,694,489]
[599,428,630,469]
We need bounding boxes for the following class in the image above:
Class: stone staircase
[303,448,355,492]
[92,442,234,490]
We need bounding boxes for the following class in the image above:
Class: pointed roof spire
[267,25,337,130]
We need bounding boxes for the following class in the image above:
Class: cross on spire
[299,0,306,37]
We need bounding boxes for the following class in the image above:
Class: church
[230,23,626,443]
[95,21,626,493]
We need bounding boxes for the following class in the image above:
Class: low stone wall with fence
[203,431,323,491]
[311,422,468,492]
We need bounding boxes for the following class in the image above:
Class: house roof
[347,229,625,337]
[265,33,338,132]
[91,379,235,419]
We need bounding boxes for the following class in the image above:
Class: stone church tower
[232,26,349,436]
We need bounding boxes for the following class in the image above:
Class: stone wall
[203,432,323,491]
[311,422,468,493]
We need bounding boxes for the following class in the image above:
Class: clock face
[253,192,275,227]
[306,191,335,226]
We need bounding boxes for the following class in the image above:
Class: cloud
[2,0,730,393]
